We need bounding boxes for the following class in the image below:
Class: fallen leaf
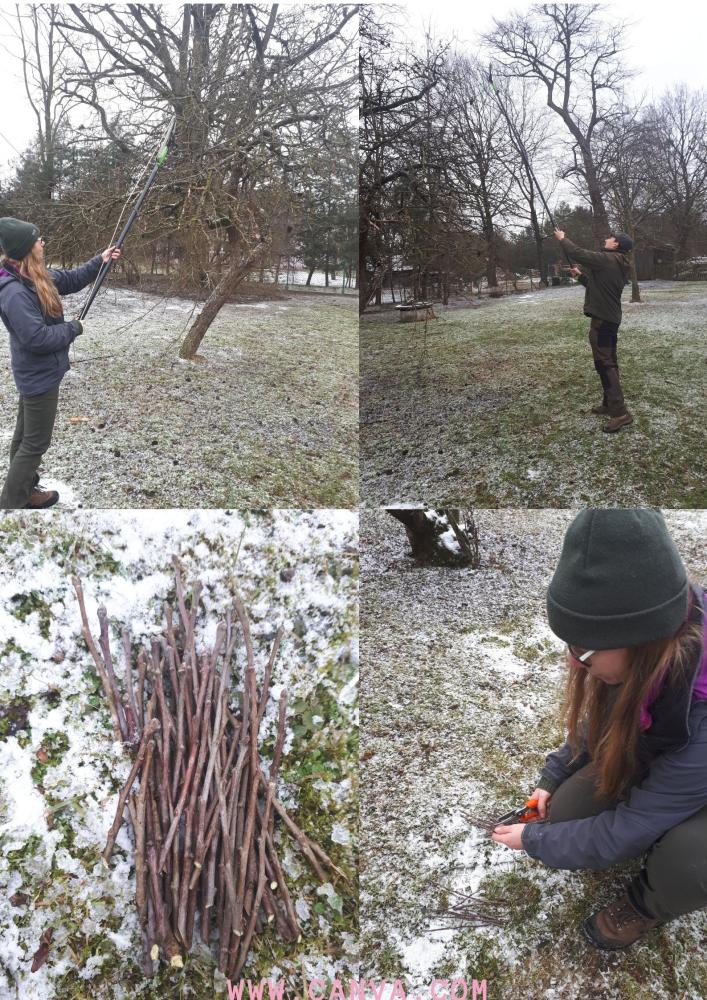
[9,892,30,907]
[36,747,49,764]
[31,928,53,972]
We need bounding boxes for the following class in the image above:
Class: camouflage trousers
[588,316,627,416]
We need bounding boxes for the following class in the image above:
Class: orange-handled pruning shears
[495,796,541,825]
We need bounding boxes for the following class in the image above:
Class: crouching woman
[0,216,120,509]
[492,508,707,950]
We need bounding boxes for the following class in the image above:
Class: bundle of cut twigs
[72,560,343,979]
[426,882,510,931]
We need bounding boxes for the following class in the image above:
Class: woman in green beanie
[492,509,707,950]
[0,217,120,509]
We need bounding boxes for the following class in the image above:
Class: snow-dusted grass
[360,509,707,999]
[0,510,358,999]
[361,282,707,506]
[0,289,358,508]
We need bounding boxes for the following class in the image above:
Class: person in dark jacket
[492,509,707,950]
[554,228,634,434]
[0,217,121,508]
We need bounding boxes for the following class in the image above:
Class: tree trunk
[306,267,315,286]
[386,508,480,568]
[179,242,266,360]
[629,226,641,303]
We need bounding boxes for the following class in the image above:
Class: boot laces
[610,895,641,930]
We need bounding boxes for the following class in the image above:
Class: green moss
[0,694,33,739]
[32,729,71,785]
[0,638,33,666]
[10,590,53,639]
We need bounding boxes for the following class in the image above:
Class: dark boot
[25,488,59,509]
[582,891,662,950]
[603,412,634,434]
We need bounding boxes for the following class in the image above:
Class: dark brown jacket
[561,237,631,326]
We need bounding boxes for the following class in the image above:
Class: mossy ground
[360,282,707,506]
[359,509,707,1000]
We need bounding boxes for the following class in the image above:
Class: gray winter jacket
[0,256,102,396]
[522,584,707,870]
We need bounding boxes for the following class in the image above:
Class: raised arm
[559,237,614,270]
[48,255,103,296]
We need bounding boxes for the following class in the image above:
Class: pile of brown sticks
[72,561,343,979]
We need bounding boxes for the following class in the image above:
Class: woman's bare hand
[101,246,122,264]
[530,787,552,819]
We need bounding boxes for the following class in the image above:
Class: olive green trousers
[548,762,707,922]
[0,385,59,509]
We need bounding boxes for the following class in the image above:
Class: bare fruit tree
[486,3,631,241]
[35,4,358,358]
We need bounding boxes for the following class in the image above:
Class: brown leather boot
[603,412,634,433]
[25,487,59,509]
[582,891,662,950]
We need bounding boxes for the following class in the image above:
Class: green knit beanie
[547,509,689,649]
[0,217,40,260]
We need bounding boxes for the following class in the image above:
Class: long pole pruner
[78,115,177,321]
[486,64,571,265]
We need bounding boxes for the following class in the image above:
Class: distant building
[634,245,677,281]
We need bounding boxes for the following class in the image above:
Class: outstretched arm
[554,231,613,270]
[49,246,122,296]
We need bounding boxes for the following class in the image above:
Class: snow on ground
[360,509,707,999]
[0,287,358,508]
[0,510,358,999]
[361,281,707,507]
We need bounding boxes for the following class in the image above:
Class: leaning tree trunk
[179,242,267,359]
[386,507,480,567]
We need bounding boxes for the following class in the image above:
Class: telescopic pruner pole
[78,116,177,322]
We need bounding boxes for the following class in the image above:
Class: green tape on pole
[157,145,169,165]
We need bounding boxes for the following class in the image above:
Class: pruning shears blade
[495,796,540,826]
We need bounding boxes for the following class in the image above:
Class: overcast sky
[2,2,705,179]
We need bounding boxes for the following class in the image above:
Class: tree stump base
[396,301,436,323]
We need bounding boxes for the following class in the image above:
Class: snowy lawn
[0,289,358,508]
[0,510,358,999]
[361,282,707,507]
[360,509,707,999]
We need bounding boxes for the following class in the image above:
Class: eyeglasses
[568,645,596,667]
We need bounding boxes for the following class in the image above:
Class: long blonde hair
[564,610,703,801]
[2,242,63,319]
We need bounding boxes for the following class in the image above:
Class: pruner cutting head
[495,796,540,826]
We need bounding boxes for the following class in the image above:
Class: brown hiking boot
[25,487,59,509]
[582,892,662,950]
[603,412,634,433]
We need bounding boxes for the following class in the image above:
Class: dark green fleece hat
[0,217,40,260]
[547,509,689,649]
